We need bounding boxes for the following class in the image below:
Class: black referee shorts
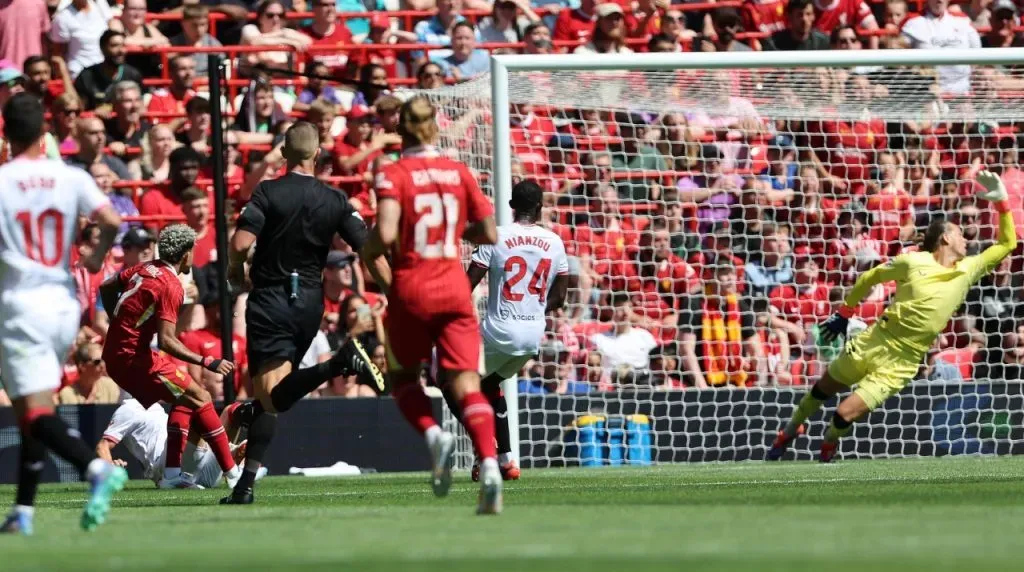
[245,284,324,375]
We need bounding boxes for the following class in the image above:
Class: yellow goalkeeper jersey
[844,210,1017,355]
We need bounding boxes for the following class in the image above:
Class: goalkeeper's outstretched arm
[965,170,1018,283]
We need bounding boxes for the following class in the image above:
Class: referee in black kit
[222,121,390,505]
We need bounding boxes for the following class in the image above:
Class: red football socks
[165,405,191,469]
[460,392,497,460]
[392,384,437,435]
[193,403,235,471]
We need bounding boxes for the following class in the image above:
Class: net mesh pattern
[407,61,1024,467]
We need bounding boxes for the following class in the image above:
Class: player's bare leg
[445,369,502,515]
[222,358,290,505]
[820,392,871,463]
[390,368,457,497]
[768,372,847,461]
[2,392,127,534]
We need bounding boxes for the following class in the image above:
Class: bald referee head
[281,121,320,169]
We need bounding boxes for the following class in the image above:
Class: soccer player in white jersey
[0,93,127,536]
[96,400,267,488]
[462,180,569,480]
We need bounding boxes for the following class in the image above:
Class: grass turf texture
[3,457,1024,571]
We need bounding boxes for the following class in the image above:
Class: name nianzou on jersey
[471,223,568,355]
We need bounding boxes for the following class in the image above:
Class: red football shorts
[106,352,194,408]
[385,299,480,374]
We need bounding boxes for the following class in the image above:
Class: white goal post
[435,47,1024,469]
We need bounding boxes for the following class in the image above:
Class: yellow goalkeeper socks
[783,390,825,438]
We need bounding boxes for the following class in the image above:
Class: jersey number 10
[502,256,552,303]
[16,209,64,267]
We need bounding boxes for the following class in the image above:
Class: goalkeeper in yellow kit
[768,171,1017,463]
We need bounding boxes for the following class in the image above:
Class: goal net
[418,49,1024,467]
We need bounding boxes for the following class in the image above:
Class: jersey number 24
[502,256,552,303]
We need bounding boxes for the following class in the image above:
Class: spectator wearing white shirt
[49,0,114,79]
[478,0,541,43]
[590,294,658,382]
[574,3,634,55]
[901,0,982,95]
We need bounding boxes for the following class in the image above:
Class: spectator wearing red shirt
[865,152,915,254]
[510,101,557,176]
[809,76,888,195]
[576,185,642,277]
[350,14,410,79]
[180,288,250,401]
[139,146,202,230]
[742,0,788,50]
[813,0,880,49]
[633,221,701,307]
[335,105,401,214]
[302,0,353,75]
[769,255,831,345]
[554,0,598,43]
[180,186,216,270]
[146,55,196,131]
[323,250,359,317]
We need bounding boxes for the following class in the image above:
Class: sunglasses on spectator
[421,71,442,79]
[2,79,21,89]
[82,358,102,366]
[664,15,683,23]
[838,36,860,45]
[263,11,284,18]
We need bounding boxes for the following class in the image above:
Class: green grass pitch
[4,456,1024,571]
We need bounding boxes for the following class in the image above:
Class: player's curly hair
[158,224,197,264]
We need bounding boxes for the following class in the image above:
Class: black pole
[209,55,236,403]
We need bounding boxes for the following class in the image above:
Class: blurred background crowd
[1,0,1023,406]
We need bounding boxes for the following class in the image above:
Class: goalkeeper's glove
[820,305,857,343]
[976,170,1010,212]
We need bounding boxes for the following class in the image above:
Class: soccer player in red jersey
[362,95,502,514]
[99,224,243,489]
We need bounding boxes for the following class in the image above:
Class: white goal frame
[487,47,1024,465]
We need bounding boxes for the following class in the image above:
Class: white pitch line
[31,473,1017,507]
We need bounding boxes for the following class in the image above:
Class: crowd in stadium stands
[2,0,1024,406]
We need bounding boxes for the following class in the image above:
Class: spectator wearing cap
[756,134,799,198]
[901,0,981,95]
[479,0,542,43]
[761,0,830,51]
[745,222,795,298]
[104,81,150,152]
[609,112,665,201]
[240,0,313,73]
[49,0,114,79]
[73,30,145,111]
[524,22,557,55]
[180,279,250,401]
[301,0,355,76]
[139,146,203,231]
[58,343,121,405]
[438,22,490,81]
[589,294,659,384]
[554,0,598,43]
[0,0,49,70]
[120,227,156,269]
[323,250,360,317]
[677,144,745,235]
[982,0,1024,48]
[335,105,402,213]
[146,56,198,130]
[67,117,132,180]
[415,0,469,61]
[575,3,634,54]
[679,261,766,388]
[169,5,224,77]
